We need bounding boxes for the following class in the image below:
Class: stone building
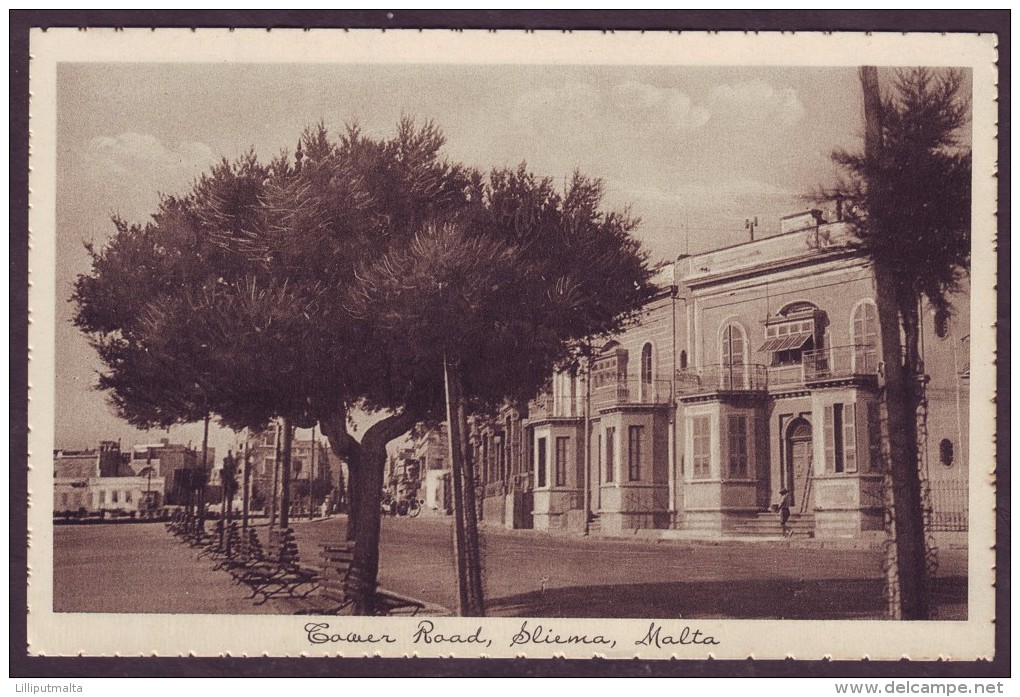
[129,438,213,506]
[244,425,332,514]
[464,209,969,539]
[53,440,170,514]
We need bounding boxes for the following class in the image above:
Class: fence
[803,344,879,382]
[592,377,672,409]
[675,364,768,396]
[926,479,968,532]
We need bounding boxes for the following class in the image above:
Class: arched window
[720,322,747,390]
[939,438,954,467]
[852,301,879,371]
[638,342,655,402]
[721,323,746,367]
[934,309,951,339]
[641,342,653,383]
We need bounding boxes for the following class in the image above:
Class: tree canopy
[71,118,654,613]
[830,67,971,314]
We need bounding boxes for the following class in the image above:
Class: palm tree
[828,67,971,619]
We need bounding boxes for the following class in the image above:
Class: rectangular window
[264,431,276,447]
[843,403,858,473]
[867,402,883,471]
[605,427,615,483]
[692,416,711,479]
[61,493,69,508]
[555,437,568,487]
[727,414,749,478]
[628,426,643,481]
[111,490,119,504]
[537,437,547,488]
[825,403,858,473]
[125,490,133,503]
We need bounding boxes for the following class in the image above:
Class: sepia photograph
[25,27,999,661]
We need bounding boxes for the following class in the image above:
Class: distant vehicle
[381,497,422,518]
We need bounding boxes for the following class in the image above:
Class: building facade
[244,426,332,514]
[464,210,969,539]
[54,440,169,514]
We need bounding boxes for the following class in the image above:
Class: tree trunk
[320,411,361,542]
[242,442,251,535]
[347,411,416,615]
[271,420,281,530]
[225,455,234,556]
[458,397,485,616]
[346,466,361,542]
[861,65,931,620]
[199,413,210,527]
[444,356,472,616]
[444,356,486,616]
[219,456,228,549]
[280,418,293,529]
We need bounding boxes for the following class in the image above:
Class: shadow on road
[486,575,968,620]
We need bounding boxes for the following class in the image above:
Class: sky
[54,62,872,456]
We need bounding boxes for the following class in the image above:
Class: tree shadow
[486,575,968,620]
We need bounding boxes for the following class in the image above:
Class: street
[53,517,967,619]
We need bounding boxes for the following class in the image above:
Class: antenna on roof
[745,216,759,242]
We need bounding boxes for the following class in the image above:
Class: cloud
[510,82,601,130]
[611,81,711,132]
[511,80,711,135]
[706,80,806,128]
[678,178,797,202]
[510,79,804,148]
[82,133,217,218]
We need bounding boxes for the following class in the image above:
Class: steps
[587,515,602,535]
[728,512,815,538]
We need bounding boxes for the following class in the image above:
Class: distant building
[244,425,332,514]
[456,209,968,539]
[129,438,214,506]
[411,425,451,515]
[386,447,421,502]
[53,441,160,514]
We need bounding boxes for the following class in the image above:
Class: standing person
[779,488,792,537]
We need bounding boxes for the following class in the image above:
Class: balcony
[592,377,673,410]
[528,393,582,420]
[675,364,768,398]
[802,345,879,384]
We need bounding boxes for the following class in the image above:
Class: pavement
[52,516,968,619]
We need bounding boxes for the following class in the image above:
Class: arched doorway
[786,418,813,510]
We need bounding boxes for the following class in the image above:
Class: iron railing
[926,479,968,532]
[528,393,582,419]
[675,364,768,396]
[802,344,879,382]
[592,377,673,409]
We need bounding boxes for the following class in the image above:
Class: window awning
[758,332,813,353]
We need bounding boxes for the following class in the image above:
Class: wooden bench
[295,543,424,616]
[235,527,320,605]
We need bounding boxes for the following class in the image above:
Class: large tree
[828,67,971,619]
[348,171,653,613]
[73,121,653,615]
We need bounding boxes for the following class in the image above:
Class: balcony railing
[803,344,879,382]
[592,377,673,409]
[528,393,582,419]
[675,364,768,396]
[766,363,805,387]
